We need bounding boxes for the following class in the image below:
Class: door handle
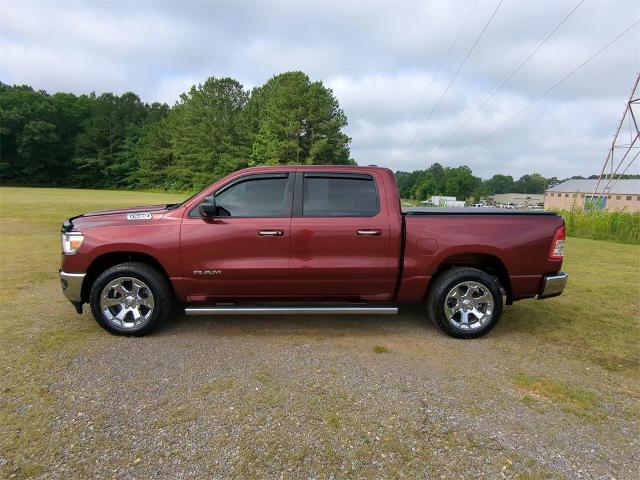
[357,229,382,236]
[258,230,284,236]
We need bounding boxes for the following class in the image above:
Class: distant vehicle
[421,196,466,208]
[60,166,567,339]
[422,195,457,206]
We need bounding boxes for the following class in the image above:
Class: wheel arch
[81,251,174,303]
[429,252,512,304]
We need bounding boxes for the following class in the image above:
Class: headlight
[62,232,84,254]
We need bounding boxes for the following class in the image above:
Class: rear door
[180,173,293,301]
[288,171,395,300]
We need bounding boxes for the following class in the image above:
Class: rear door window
[302,174,379,217]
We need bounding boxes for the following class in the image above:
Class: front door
[180,173,294,302]
[288,172,395,300]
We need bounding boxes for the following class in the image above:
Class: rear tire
[89,262,172,336]
[426,267,503,339]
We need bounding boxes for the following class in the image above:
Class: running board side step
[184,306,398,316]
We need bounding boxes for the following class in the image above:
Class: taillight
[549,225,565,259]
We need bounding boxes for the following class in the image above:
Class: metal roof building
[544,179,640,212]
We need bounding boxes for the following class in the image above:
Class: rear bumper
[59,270,85,303]
[538,272,568,299]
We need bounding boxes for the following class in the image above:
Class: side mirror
[199,195,218,217]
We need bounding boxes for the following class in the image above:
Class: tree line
[2,74,638,197]
[0,72,352,191]
[395,164,549,202]
[395,164,640,202]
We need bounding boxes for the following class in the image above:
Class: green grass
[199,378,237,395]
[372,344,390,353]
[513,373,601,417]
[558,209,640,244]
[504,236,639,373]
[325,413,341,429]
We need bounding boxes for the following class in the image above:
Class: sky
[1,0,639,179]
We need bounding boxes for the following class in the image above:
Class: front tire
[89,262,172,336]
[427,267,503,339]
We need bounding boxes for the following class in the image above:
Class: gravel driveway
[42,307,638,479]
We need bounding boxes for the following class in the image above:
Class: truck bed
[402,207,557,216]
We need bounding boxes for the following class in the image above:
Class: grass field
[1,186,639,478]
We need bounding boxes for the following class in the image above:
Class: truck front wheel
[427,267,503,339]
[89,262,172,336]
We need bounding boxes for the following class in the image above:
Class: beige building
[489,193,544,207]
[544,179,640,212]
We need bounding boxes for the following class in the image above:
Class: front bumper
[538,272,568,299]
[59,270,85,303]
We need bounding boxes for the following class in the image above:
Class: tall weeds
[559,209,640,244]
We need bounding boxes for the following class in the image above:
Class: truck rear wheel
[427,267,503,339]
[89,262,172,336]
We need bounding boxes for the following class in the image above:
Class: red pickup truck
[60,165,567,338]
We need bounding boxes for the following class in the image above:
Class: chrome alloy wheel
[99,277,155,329]
[444,281,494,330]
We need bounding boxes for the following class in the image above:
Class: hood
[81,204,170,217]
[64,204,173,231]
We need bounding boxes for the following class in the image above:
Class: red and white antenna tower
[589,74,640,208]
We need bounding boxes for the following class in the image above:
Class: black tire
[426,267,503,339]
[89,262,173,336]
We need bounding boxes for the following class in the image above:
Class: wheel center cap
[124,295,135,308]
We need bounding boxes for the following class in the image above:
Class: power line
[449,19,640,164]
[398,0,504,162]
[424,0,585,163]
[395,0,479,147]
